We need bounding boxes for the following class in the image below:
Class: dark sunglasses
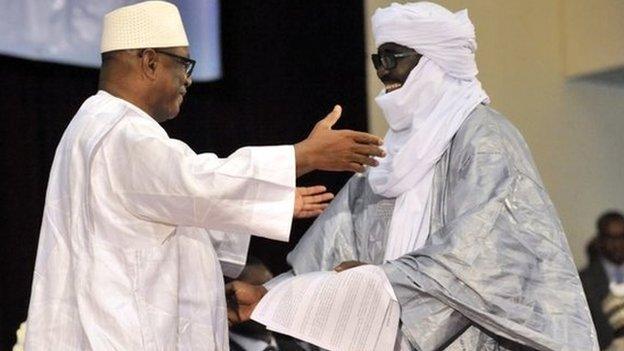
[154,49,196,77]
[371,51,420,70]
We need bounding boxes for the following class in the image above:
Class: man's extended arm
[294,105,384,176]
[105,105,383,242]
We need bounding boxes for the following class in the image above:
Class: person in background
[581,211,624,349]
[602,282,624,351]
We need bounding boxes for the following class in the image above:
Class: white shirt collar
[96,90,155,122]
[229,332,278,351]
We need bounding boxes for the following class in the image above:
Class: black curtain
[0,1,367,348]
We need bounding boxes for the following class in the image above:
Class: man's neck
[99,83,156,121]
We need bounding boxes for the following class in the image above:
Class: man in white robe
[23,1,385,350]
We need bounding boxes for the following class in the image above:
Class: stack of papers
[251,265,400,351]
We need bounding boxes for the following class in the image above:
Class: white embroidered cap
[101,1,189,53]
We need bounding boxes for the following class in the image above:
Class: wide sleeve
[104,122,295,242]
[382,151,511,351]
[383,264,471,350]
[286,175,363,273]
[382,147,595,350]
[262,176,361,291]
[206,229,251,278]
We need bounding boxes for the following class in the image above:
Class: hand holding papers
[250,265,400,351]
[333,260,367,272]
[225,281,267,326]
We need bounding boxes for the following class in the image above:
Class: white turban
[368,2,489,261]
[372,2,478,80]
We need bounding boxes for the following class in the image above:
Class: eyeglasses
[371,51,420,70]
[154,50,196,77]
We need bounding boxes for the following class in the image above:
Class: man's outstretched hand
[295,105,385,176]
[225,281,267,326]
[294,185,334,218]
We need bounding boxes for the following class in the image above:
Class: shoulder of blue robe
[287,173,364,272]
[385,104,598,351]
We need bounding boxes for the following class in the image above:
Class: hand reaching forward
[294,185,334,218]
[225,281,267,326]
[294,105,385,176]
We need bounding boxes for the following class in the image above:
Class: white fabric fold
[368,2,489,261]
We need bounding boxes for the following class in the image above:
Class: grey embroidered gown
[284,105,598,351]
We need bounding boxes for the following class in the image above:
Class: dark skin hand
[294,105,386,176]
[100,49,386,177]
[294,185,334,218]
[226,280,267,326]
[227,260,369,326]
[333,260,368,272]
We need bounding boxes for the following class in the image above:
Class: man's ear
[139,49,159,80]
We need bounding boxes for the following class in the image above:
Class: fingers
[302,192,334,205]
[225,281,265,326]
[300,203,329,212]
[349,162,366,173]
[225,281,257,303]
[350,154,379,168]
[227,308,241,326]
[345,144,384,172]
[334,260,366,272]
[297,185,327,196]
[319,105,342,129]
[226,283,241,326]
[349,131,384,146]
[351,144,386,158]
[296,209,325,218]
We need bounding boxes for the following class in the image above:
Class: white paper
[251,265,400,351]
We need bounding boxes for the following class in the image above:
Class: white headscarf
[368,2,490,261]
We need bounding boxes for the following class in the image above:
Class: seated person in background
[580,211,624,349]
[602,282,624,351]
[227,2,597,350]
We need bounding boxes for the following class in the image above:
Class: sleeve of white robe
[103,116,296,242]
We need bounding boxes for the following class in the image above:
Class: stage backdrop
[0,1,367,348]
[0,0,222,81]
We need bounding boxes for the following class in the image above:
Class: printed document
[251,265,400,351]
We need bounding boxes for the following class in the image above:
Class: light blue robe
[285,105,598,351]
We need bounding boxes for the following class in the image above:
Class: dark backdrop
[0,1,367,348]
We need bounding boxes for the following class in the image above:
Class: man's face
[601,219,624,264]
[606,221,624,238]
[150,46,193,122]
[374,42,422,93]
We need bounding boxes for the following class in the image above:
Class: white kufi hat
[101,1,189,53]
